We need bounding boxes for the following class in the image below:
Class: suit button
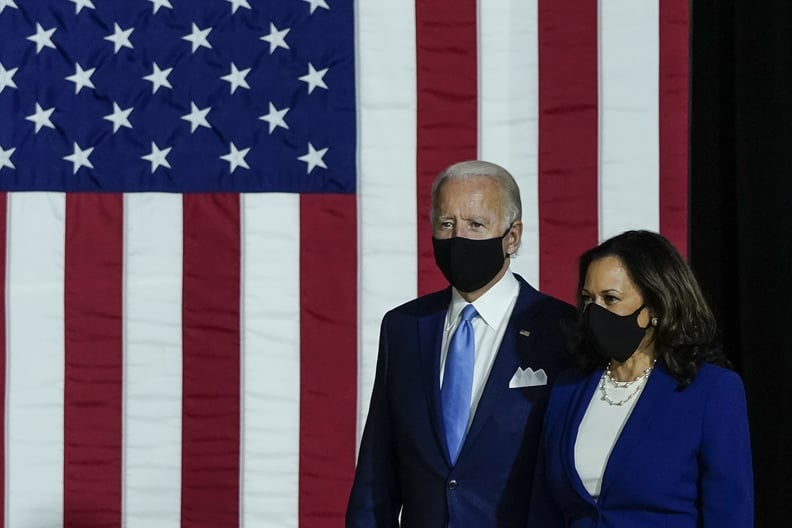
[447,480,458,490]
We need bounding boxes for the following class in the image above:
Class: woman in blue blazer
[531,230,754,527]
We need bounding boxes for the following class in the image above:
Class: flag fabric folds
[0,1,687,527]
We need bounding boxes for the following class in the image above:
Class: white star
[302,0,330,14]
[226,0,251,14]
[221,63,251,94]
[142,142,172,173]
[65,63,96,94]
[0,62,18,94]
[25,103,56,133]
[104,102,133,133]
[181,102,212,133]
[220,142,250,173]
[0,145,15,171]
[182,23,212,53]
[63,142,94,174]
[298,142,328,174]
[27,23,56,54]
[104,23,134,54]
[299,62,329,94]
[0,0,18,15]
[259,102,290,134]
[68,0,95,14]
[147,0,172,13]
[143,62,173,93]
[260,23,290,54]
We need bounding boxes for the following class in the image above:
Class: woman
[531,230,753,527]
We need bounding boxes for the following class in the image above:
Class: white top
[439,270,519,430]
[574,373,648,498]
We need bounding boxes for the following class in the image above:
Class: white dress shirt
[439,269,520,430]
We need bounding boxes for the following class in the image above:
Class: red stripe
[538,0,600,304]
[0,193,6,528]
[415,0,479,296]
[659,0,690,256]
[181,194,241,528]
[63,193,123,528]
[299,194,357,527]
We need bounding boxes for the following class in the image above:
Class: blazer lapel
[597,362,676,499]
[562,369,602,505]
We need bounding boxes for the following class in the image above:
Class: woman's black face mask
[583,302,649,363]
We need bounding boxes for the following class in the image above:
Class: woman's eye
[580,294,592,304]
[604,295,619,304]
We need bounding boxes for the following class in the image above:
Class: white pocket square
[509,367,547,388]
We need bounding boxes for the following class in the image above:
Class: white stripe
[123,194,183,528]
[6,193,65,528]
[478,0,540,285]
[240,194,300,527]
[598,0,660,240]
[356,0,418,443]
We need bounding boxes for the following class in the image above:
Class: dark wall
[690,1,792,524]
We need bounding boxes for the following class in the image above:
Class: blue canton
[0,0,355,193]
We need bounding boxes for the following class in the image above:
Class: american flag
[0,0,687,527]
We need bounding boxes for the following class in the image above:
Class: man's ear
[505,221,523,255]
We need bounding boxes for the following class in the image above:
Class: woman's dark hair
[572,230,731,387]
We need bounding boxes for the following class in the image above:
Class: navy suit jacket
[532,361,754,527]
[346,275,574,527]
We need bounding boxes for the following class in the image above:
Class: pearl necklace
[599,359,657,407]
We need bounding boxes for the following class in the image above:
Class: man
[346,160,575,527]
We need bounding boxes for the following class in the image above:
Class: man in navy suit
[346,160,575,527]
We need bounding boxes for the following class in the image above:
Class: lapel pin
[519,330,531,337]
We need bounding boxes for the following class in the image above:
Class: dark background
[690,1,792,524]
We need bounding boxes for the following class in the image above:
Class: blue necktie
[441,304,477,464]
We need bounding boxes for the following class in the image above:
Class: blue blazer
[532,361,754,527]
[346,275,574,528]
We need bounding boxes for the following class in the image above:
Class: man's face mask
[432,228,511,293]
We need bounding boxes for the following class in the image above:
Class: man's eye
[471,222,484,229]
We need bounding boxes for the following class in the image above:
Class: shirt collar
[447,269,519,330]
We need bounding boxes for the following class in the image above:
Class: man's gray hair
[430,160,522,231]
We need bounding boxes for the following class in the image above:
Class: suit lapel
[462,317,524,448]
[418,296,451,463]
[461,280,541,454]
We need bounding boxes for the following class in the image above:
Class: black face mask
[432,229,510,293]
[583,303,649,363]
